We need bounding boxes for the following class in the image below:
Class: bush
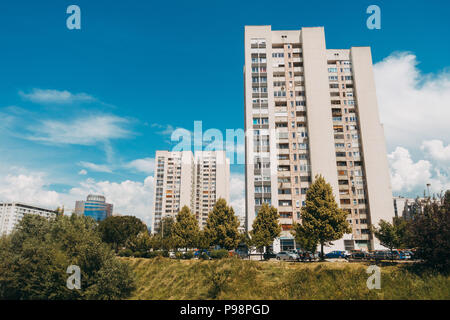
[0,214,136,300]
[183,251,194,259]
[199,252,210,260]
[175,252,183,259]
[145,251,165,258]
[118,248,134,257]
[209,249,229,259]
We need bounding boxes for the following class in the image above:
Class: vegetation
[172,206,200,251]
[407,191,450,271]
[98,216,147,252]
[204,198,240,250]
[0,214,135,300]
[250,204,281,254]
[298,175,351,259]
[125,257,450,300]
[372,219,402,260]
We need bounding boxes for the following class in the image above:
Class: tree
[291,222,318,254]
[250,204,281,256]
[125,231,152,256]
[153,216,177,252]
[172,206,200,251]
[204,198,240,250]
[98,216,147,252]
[408,191,450,270]
[0,214,135,300]
[372,219,401,261]
[300,175,351,260]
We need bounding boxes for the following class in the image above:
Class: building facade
[74,194,113,221]
[0,202,57,235]
[393,196,427,221]
[244,26,394,252]
[152,150,230,233]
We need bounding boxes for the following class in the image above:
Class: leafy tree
[204,198,240,250]
[291,222,318,254]
[372,219,401,260]
[0,214,135,300]
[408,191,450,270]
[125,231,152,256]
[300,175,351,260]
[152,216,177,252]
[250,204,281,255]
[98,216,147,252]
[197,230,212,250]
[172,206,200,251]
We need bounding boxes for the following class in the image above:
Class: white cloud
[78,169,88,175]
[375,52,450,196]
[421,140,450,162]
[229,173,245,218]
[388,147,432,193]
[0,172,60,209]
[28,114,132,145]
[125,158,155,174]
[0,169,155,226]
[19,89,95,104]
[79,162,112,173]
[374,52,450,150]
[68,176,154,225]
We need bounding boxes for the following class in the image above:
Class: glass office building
[74,195,113,221]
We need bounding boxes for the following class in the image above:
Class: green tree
[300,175,351,260]
[97,216,147,252]
[153,216,177,252]
[372,219,401,261]
[125,231,152,256]
[291,222,318,254]
[204,198,240,250]
[0,214,135,300]
[408,191,450,270]
[172,206,200,251]
[250,204,281,256]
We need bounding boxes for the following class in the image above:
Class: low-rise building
[0,202,57,235]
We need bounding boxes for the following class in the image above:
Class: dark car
[349,251,368,260]
[263,251,277,260]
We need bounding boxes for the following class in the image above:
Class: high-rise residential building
[0,202,57,235]
[74,195,113,221]
[244,26,394,252]
[152,150,230,233]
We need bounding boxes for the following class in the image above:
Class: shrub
[183,251,194,259]
[175,252,183,259]
[209,249,229,259]
[200,252,210,260]
[118,249,133,257]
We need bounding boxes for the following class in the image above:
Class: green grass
[123,257,450,300]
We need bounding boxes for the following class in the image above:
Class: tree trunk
[320,242,324,261]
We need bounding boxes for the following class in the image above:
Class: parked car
[325,250,347,259]
[276,251,299,261]
[263,251,277,260]
[349,251,369,260]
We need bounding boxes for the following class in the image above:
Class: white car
[276,251,299,261]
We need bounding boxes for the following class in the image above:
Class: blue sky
[0,0,449,223]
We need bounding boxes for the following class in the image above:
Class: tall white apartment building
[244,26,394,252]
[0,202,57,235]
[152,150,230,233]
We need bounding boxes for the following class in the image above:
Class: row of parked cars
[325,249,415,261]
[268,250,321,261]
[264,249,416,262]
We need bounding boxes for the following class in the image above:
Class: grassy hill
[123,257,450,300]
